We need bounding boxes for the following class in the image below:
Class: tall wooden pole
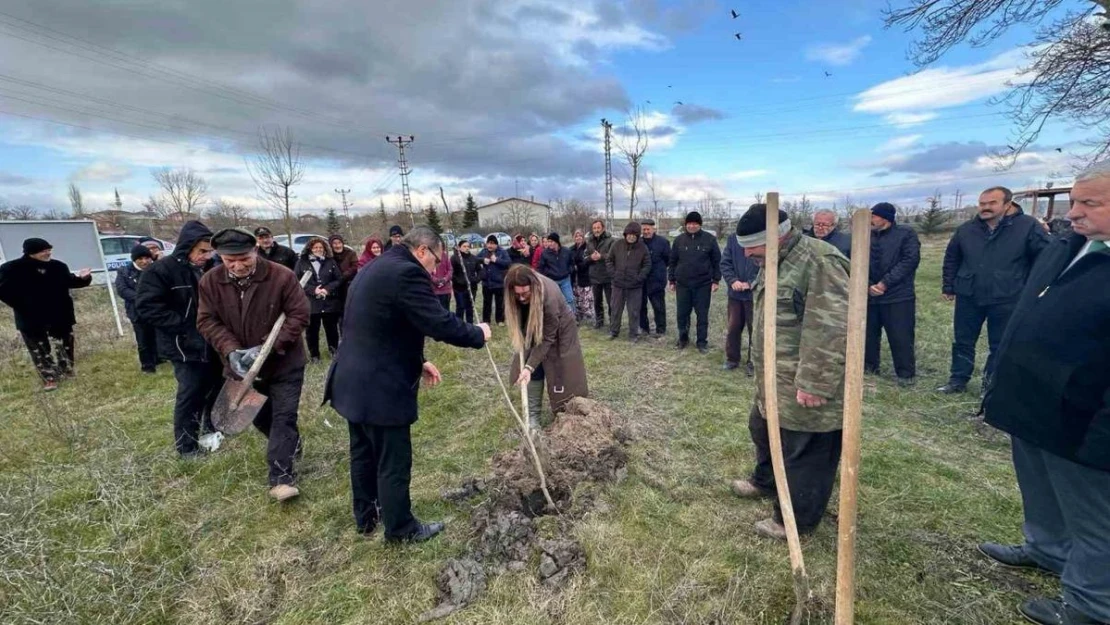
[835,209,873,624]
[763,192,810,624]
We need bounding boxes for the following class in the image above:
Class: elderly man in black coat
[865,202,921,386]
[0,237,93,391]
[324,227,491,543]
[114,244,159,373]
[978,162,1110,625]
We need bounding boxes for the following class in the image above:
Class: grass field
[0,237,1055,625]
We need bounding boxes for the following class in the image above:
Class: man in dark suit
[978,162,1110,625]
[324,227,491,543]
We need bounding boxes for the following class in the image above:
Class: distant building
[476,197,551,233]
[86,209,159,235]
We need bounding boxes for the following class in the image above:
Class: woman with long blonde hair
[504,264,589,428]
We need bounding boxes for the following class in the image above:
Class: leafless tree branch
[246,126,305,241]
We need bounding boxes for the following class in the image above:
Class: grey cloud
[878,142,997,175]
[614,124,678,138]
[0,172,34,186]
[671,103,726,124]
[1,0,644,202]
[630,0,716,34]
[514,4,572,24]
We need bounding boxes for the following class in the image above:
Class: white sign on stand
[0,220,125,337]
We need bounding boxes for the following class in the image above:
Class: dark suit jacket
[323,245,485,426]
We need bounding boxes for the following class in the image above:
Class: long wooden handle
[232,272,311,406]
[835,209,873,624]
[763,193,808,575]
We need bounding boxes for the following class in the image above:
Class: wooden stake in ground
[834,209,873,624]
[762,192,812,625]
[438,187,558,513]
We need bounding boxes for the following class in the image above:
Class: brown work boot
[269,484,300,502]
[730,479,766,499]
[754,518,787,541]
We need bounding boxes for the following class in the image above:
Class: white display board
[0,220,124,336]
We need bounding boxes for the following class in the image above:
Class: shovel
[211,273,310,435]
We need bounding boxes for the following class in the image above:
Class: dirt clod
[473,510,535,572]
[418,558,486,622]
[442,477,485,503]
[538,538,586,588]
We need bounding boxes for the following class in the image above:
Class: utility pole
[601,118,614,231]
[335,188,353,238]
[386,135,416,228]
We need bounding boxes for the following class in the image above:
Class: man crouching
[197,228,311,502]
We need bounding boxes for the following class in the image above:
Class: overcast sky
[0,0,1092,219]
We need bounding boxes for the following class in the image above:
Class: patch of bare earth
[420,397,629,621]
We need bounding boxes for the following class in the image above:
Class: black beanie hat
[130,243,154,261]
[623,222,642,237]
[735,203,790,247]
[486,234,499,245]
[22,238,51,256]
[871,202,897,224]
[684,211,703,225]
[389,225,403,237]
[548,232,561,245]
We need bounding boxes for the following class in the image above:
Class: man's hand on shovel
[229,346,262,379]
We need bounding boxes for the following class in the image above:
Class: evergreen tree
[326,207,341,235]
[919,194,949,235]
[462,193,480,229]
[425,202,443,235]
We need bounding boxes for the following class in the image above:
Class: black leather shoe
[723,361,739,371]
[675,339,688,350]
[745,361,755,377]
[609,333,619,340]
[697,345,709,355]
[356,521,378,536]
[386,521,445,544]
[1019,597,1107,624]
[977,543,1058,576]
[937,382,967,394]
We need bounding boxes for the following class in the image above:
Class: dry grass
[0,238,1051,624]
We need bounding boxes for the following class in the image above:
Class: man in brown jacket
[605,221,651,342]
[197,228,311,502]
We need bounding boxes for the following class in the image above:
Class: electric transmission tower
[335,188,353,238]
[601,118,614,231]
[386,135,416,228]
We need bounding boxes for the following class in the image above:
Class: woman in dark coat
[329,234,359,325]
[571,230,594,323]
[505,264,589,428]
[358,237,383,269]
[294,237,343,360]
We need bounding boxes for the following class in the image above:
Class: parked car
[274,233,327,253]
[98,235,175,284]
[489,232,512,248]
[458,232,486,249]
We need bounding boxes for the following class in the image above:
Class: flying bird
[824,71,832,78]
[1055,147,1063,152]
[1007,145,1017,151]
[675,101,684,106]
[667,85,673,88]
[731,9,740,18]
[645,100,652,104]
[734,32,743,40]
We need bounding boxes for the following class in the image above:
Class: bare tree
[151,167,209,216]
[246,126,304,241]
[0,199,11,220]
[642,171,666,223]
[885,0,1110,163]
[12,205,36,220]
[43,208,70,220]
[615,106,650,219]
[550,197,597,234]
[754,192,765,205]
[502,199,539,232]
[142,194,172,218]
[67,183,85,217]
[206,199,250,229]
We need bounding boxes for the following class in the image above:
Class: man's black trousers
[251,367,304,487]
[454,286,477,324]
[675,284,712,348]
[347,420,419,539]
[748,404,842,533]
[639,290,666,334]
[949,296,1014,386]
[307,312,340,359]
[170,359,223,455]
[132,321,159,371]
[592,282,612,326]
[482,286,504,324]
[864,300,917,379]
[20,326,75,381]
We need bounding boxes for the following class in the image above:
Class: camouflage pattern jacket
[752,230,851,432]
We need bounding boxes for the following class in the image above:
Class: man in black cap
[254,227,297,271]
[0,238,93,391]
[136,221,223,457]
[385,225,404,251]
[114,244,159,373]
[865,202,921,386]
[639,219,670,336]
[668,211,721,353]
[198,228,311,502]
[537,231,576,311]
[729,204,850,539]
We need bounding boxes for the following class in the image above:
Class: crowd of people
[1,161,1107,624]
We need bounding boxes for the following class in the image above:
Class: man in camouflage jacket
[728,204,850,540]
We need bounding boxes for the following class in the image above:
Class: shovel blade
[211,379,268,435]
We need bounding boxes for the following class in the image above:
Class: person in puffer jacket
[605,222,651,341]
[667,211,721,353]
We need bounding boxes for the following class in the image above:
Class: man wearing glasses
[808,209,852,259]
[324,227,491,544]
